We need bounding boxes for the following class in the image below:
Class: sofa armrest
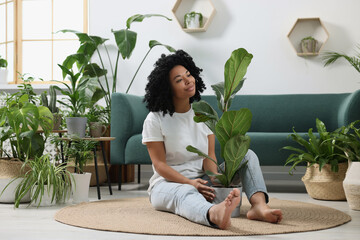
[110,93,149,165]
[338,89,360,127]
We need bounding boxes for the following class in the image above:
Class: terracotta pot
[52,113,62,130]
[343,161,360,210]
[212,186,242,218]
[302,162,348,200]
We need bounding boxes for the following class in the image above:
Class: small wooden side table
[61,137,115,200]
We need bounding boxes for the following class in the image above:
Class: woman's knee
[244,149,260,166]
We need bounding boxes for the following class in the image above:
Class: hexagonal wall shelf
[287,18,329,56]
[172,0,216,33]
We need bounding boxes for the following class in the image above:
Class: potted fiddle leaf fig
[58,13,175,124]
[186,48,253,217]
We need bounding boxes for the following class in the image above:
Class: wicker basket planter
[0,158,31,203]
[302,162,348,200]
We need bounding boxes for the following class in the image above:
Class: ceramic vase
[343,161,360,210]
[71,172,91,203]
[89,122,107,138]
[212,186,242,218]
[66,117,87,138]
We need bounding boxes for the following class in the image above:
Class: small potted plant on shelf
[1,154,73,208]
[301,36,317,54]
[184,11,203,29]
[64,137,97,203]
[282,118,349,200]
[41,85,62,130]
[86,104,107,138]
[186,48,253,217]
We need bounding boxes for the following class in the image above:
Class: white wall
[89,0,360,96]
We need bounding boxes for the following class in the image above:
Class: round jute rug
[54,197,351,236]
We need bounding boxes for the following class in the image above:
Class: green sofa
[111,90,360,189]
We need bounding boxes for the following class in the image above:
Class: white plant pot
[31,185,54,207]
[343,161,360,210]
[212,186,242,218]
[0,69,8,84]
[66,117,87,138]
[71,172,91,204]
[0,178,31,203]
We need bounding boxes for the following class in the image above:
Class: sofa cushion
[125,134,151,165]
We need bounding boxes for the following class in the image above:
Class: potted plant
[283,118,348,200]
[1,154,73,208]
[323,44,360,74]
[334,120,360,210]
[41,85,62,130]
[0,55,8,84]
[301,36,317,53]
[58,13,175,125]
[184,11,203,29]
[65,137,97,203]
[86,104,107,138]
[186,48,253,217]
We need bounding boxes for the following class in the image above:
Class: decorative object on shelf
[283,118,349,200]
[322,44,360,75]
[184,11,203,29]
[186,48,253,216]
[172,0,216,33]
[287,17,329,56]
[301,36,317,54]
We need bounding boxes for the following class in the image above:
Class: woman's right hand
[189,178,215,202]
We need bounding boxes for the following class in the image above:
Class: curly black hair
[144,50,206,116]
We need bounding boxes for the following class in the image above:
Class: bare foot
[247,203,283,223]
[208,188,241,229]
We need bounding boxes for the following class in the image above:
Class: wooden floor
[1,183,359,240]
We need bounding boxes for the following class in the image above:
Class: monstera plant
[187,48,253,187]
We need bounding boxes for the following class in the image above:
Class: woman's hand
[189,178,215,202]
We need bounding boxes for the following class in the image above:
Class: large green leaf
[113,29,137,59]
[215,109,252,158]
[149,40,176,52]
[37,106,53,136]
[83,63,107,77]
[224,48,253,107]
[192,101,219,133]
[126,14,172,29]
[223,135,250,186]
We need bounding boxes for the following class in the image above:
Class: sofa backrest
[202,90,360,132]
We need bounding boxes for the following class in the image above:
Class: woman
[142,50,282,229]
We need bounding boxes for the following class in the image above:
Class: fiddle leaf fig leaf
[224,48,253,108]
[216,109,252,158]
[192,100,219,133]
[112,29,137,59]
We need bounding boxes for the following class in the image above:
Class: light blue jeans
[149,149,268,227]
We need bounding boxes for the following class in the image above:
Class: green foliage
[322,44,360,73]
[64,138,97,174]
[58,13,175,123]
[0,94,53,161]
[86,104,107,123]
[186,48,253,187]
[0,55,8,68]
[41,85,59,113]
[332,120,360,162]
[283,118,349,174]
[0,155,73,208]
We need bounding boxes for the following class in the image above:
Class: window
[0,0,88,84]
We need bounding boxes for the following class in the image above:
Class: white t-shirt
[142,106,213,192]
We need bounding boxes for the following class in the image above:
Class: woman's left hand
[189,178,215,202]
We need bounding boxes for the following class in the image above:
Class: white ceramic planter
[31,185,55,207]
[0,178,31,203]
[71,172,91,204]
[343,161,360,210]
[212,186,242,218]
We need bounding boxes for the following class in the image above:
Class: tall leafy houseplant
[186,48,253,187]
[58,13,175,123]
[323,44,360,74]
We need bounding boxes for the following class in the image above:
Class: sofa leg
[118,166,122,191]
[138,164,141,184]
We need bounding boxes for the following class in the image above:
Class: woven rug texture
[55,197,351,236]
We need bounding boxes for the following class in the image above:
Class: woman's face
[169,65,196,101]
